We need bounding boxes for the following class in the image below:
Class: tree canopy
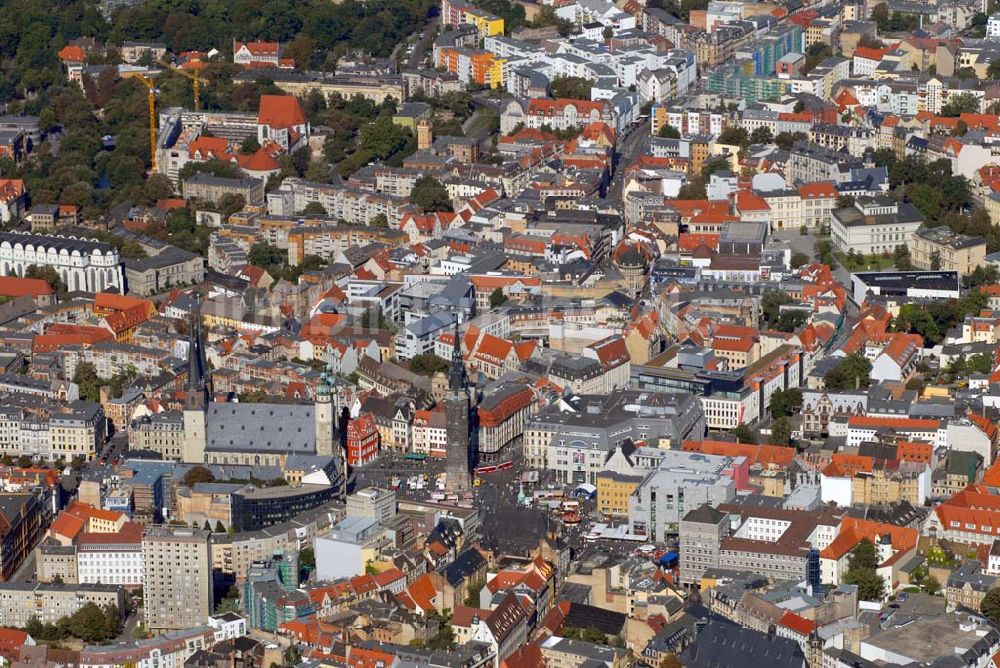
[183,465,216,487]
[824,353,872,391]
[550,76,593,100]
[941,93,981,117]
[409,353,450,376]
[410,175,453,212]
[658,124,681,139]
[844,538,885,601]
[769,388,803,418]
[982,588,1000,625]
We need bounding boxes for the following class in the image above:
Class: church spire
[184,292,206,410]
[448,314,466,392]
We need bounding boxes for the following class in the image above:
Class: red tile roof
[683,440,794,467]
[58,45,86,62]
[235,41,279,56]
[237,148,281,172]
[527,98,607,116]
[848,416,939,430]
[0,276,54,298]
[798,181,838,198]
[778,610,817,636]
[258,95,307,129]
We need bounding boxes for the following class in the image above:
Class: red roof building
[346,412,379,467]
[258,95,307,129]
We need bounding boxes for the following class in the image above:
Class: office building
[142,527,213,633]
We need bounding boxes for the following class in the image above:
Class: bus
[475,461,513,475]
[404,453,427,462]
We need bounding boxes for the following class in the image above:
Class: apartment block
[143,527,213,633]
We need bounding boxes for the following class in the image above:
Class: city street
[610,117,650,203]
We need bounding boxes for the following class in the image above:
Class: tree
[770,388,803,418]
[142,174,175,204]
[815,238,835,267]
[410,175,453,212]
[301,201,327,215]
[907,183,942,222]
[370,214,388,228]
[924,575,941,596]
[969,352,995,374]
[465,578,485,606]
[299,546,316,570]
[982,588,1000,625]
[550,76,593,100]
[941,93,981,117]
[761,289,792,323]
[732,424,757,444]
[282,645,302,667]
[824,353,872,390]
[990,60,1000,80]
[893,244,913,270]
[178,159,241,181]
[305,160,332,182]
[65,603,114,642]
[966,264,999,289]
[774,131,807,150]
[658,124,681,139]
[790,251,809,268]
[700,157,730,180]
[248,242,284,269]
[563,626,611,644]
[360,115,413,161]
[284,33,317,70]
[73,362,103,403]
[24,265,63,292]
[836,194,856,209]
[103,604,121,638]
[215,520,226,533]
[676,178,706,199]
[844,538,885,601]
[300,255,326,272]
[771,416,793,446]
[239,136,261,154]
[183,465,215,487]
[409,354,450,376]
[426,612,456,650]
[955,66,978,80]
[239,389,267,403]
[659,655,683,668]
[893,303,942,344]
[717,127,749,148]
[929,249,942,270]
[217,193,245,218]
[749,126,773,145]
[489,287,508,308]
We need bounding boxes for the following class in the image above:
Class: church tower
[315,372,334,457]
[182,296,208,463]
[445,317,472,493]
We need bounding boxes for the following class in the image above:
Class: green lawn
[834,252,896,272]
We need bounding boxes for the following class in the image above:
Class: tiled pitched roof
[257,95,307,129]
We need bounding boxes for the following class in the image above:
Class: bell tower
[445,317,472,493]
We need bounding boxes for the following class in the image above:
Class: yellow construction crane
[134,75,158,173]
[166,63,204,110]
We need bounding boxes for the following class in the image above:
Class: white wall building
[0,232,123,293]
